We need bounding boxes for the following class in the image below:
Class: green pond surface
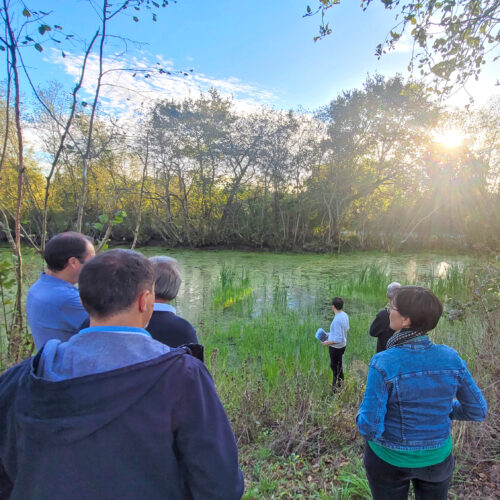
[136,248,470,326]
[7,247,473,327]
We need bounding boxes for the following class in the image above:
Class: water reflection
[138,248,471,325]
[437,261,450,278]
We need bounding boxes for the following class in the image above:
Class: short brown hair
[393,286,443,332]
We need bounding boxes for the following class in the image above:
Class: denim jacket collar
[397,334,432,350]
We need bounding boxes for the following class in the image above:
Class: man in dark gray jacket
[369,281,401,352]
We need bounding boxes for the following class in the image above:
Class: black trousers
[328,346,345,388]
[364,442,454,500]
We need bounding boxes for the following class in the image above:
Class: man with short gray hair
[146,256,198,348]
[369,282,401,352]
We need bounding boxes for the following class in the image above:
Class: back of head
[332,297,344,310]
[79,249,154,318]
[150,256,181,301]
[44,232,93,271]
[386,282,401,299]
[393,285,443,332]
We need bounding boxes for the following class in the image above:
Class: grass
[199,261,498,499]
[1,249,497,498]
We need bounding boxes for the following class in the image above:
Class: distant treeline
[1,75,499,253]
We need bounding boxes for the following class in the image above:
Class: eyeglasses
[389,305,399,312]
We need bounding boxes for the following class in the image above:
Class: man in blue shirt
[0,249,244,499]
[26,232,95,349]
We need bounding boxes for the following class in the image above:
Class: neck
[89,313,148,330]
[154,298,170,304]
[45,268,76,285]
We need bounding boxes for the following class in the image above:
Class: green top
[368,436,452,468]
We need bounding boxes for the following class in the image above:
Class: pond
[134,248,473,327]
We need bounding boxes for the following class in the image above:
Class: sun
[433,129,465,149]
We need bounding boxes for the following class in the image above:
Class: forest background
[0,0,499,497]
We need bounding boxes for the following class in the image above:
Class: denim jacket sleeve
[451,359,487,421]
[356,364,388,440]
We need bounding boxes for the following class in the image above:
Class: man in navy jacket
[0,249,243,500]
[147,256,198,348]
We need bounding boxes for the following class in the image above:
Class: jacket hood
[15,349,184,444]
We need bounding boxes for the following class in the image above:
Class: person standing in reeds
[369,281,401,353]
[357,286,487,500]
[322,297,349,392]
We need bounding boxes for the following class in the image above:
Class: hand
[322,341,329,346]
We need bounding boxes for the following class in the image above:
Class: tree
[306,0,500,94]
[307,75,438,251]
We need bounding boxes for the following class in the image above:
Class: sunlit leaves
[306,0,500,94]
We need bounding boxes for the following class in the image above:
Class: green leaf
[22,8,31,17]
[34,43,43,52]
[93,222,103,232]
[98,214,109,224]
[38,24,52,35]
[133,16,139,22]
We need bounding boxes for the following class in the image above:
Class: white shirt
[328,311,349,348]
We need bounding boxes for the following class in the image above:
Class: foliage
[1,81,499,253]
[306,0,500,94]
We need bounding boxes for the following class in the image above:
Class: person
[0,249,244,500]
[147,256,198,347]
[357,286,487,500]
[322,297,349,391]
[26,231,95,350]
[369,281,401,353]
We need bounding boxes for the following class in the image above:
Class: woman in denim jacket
[357,286,487,500]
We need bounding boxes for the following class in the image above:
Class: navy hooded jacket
[0,348,244,500]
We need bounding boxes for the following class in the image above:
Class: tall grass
[213,264,253,309]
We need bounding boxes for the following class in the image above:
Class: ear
[66,256,79,269]
[401,316,411,328]
[138,289,152,313]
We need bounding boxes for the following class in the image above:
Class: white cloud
[49,48,276,119]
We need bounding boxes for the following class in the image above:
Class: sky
[3,0,499,115]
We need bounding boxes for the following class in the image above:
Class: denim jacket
[357,335,487,451]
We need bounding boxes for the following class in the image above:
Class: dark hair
[331,297,344,310]
[79,249,154,317]
[44,232,93,271]
[393,286,443,332]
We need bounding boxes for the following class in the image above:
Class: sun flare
[433,129,465,149]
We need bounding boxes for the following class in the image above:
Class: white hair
[150,256,182,301]
[386,282,401,299]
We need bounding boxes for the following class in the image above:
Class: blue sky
[5,0,499,113]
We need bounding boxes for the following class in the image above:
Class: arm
[60,293,89,333]
[356,364,388,440]
[173,357,244,500]
[450,360,487,421]
[369,310,388,338]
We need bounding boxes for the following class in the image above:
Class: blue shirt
[357,335,487,451]
[26,273,89,350]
